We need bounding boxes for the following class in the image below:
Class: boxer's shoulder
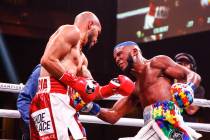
[150,55,173,68]
[59,24,78,31]
[57,25,80,37]
[152,55,171,62]
[56,25,80,46]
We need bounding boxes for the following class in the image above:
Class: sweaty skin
[39,12,101,140]
[41,25,86,78]
[40,11,101,82]
[98,45,201,124]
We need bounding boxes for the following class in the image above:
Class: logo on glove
[85,79,97,94]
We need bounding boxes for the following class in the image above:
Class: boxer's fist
[100,75,134,98]
[170,82,196,108]
[117,75,135,96]
[99,77,121,98]
[60,72,100,102]
[81,102,101,116]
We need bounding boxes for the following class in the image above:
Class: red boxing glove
[60,73,134,102]
[117,75,135,96]
[59,72,100,103]
[99,78,120,98]
[100,75,135,98]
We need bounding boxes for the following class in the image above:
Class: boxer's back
[40,25,85,77]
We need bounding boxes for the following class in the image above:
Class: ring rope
[0,82,210,132]
[1,82,210,108]
[0,109,210,132]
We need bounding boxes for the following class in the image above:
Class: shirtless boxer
[29,12,134,140]
[98,41,202,140]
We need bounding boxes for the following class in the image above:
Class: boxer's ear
[131,48,138,57]
[88,21,94,29]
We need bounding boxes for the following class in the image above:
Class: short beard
[86,31,94,49]
[82,44,90,54]
[120,54,136,81]
[86,38,92,50]
[83,36,92,54]
[123,54,134,75]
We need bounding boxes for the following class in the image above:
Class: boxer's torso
[134,60,173,108]
[40,25,85,78]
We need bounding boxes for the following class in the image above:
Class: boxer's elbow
[197,73,201,85]
[98,109,121,124]
[40,55,56,68]
[187,71,201,87]
[108,116,120,124]
[101,116,120,124]
[40,55,48,67]
[194,72,201,87]
[104,114,120,124]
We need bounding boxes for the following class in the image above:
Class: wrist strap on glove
[81,102,101,116]
[187,82,197,91]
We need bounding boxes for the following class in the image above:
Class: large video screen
[117,0,210,43]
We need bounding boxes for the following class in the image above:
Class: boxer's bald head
[74,11,101,29]
[74,11,101,48]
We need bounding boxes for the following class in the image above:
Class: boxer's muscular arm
[80,56,93,79]
[152,55,201,87]
[98,94,138,124]
[40,25,80,79]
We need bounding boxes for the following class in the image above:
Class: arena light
[117,7,149,19]
[0,34,18,83]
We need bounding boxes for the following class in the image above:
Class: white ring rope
[1,82,210,108]
[1,82,210,132]
[0,109,210,132]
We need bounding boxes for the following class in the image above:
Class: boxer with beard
[97,41,202,140]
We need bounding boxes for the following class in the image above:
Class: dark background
[0,0,210,139]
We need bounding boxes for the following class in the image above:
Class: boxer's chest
[64,48,84,74]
